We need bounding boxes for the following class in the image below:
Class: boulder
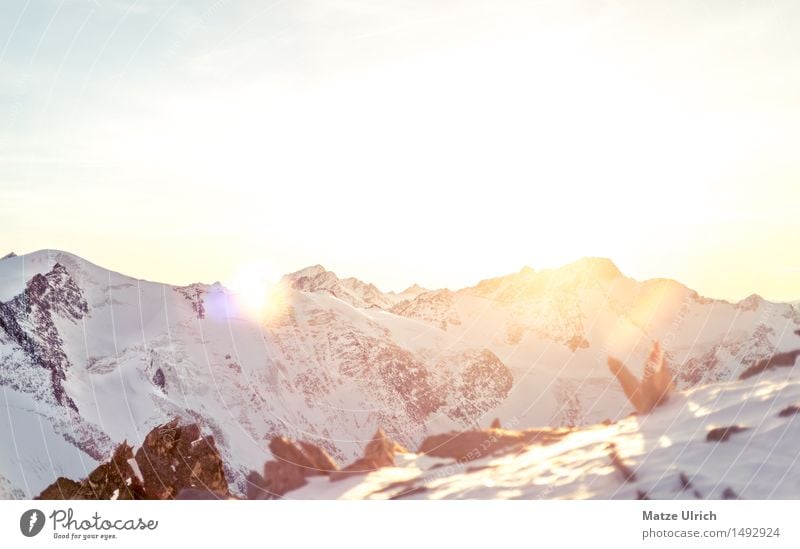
[134,419,229,499]
[706,425,748,442]
[331,429,408,480]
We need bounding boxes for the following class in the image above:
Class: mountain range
[1,249,798,498]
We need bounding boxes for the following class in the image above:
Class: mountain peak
[286,264,329,280]
[559,257,622,279]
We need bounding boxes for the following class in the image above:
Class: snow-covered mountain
[289,365,800,499]
[0,250,798,499]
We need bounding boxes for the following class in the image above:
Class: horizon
[2,1,800,302]
[4,247,796,305]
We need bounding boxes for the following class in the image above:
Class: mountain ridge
[1,248,798,499]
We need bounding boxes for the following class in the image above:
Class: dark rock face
[36,420,229,500]
[608,342,674,415]
[173,284,206,319]
[248,436,341,498]
[722,487,740,499]
[250,430,407,495]
[444,350,514,423]
[37,478,83,500]
[778,405,800,418]
[331,429,408,481]
[152,368,166,390]
[37,442,145,500]
[261,461,308,497]
[0,263,88,410]
[419,427,569,462]
[135,419,229,499]
[706,425,748,442]
[739,349,800,380]
[299,441,339,474]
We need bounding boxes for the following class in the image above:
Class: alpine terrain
[0,249,798,499]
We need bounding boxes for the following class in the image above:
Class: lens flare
[227,263,287,321]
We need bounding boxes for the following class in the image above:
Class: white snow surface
[290,368,800,499]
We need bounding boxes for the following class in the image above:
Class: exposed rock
[152,368,166,391]
[176,488,232,499]
[608,443,637,482]
[419,427,569,462]
[739,349,800,380]
[490,418,502,429]
[134,419,229,499]
[37,442,145,500]
[244,471,265,500]
[261,460,308,497]
[299,441,339,474]
[679,471,694,491]
[0,263,88,411]
[331,429,408,480]
[248,437,340,498]
[268,437,339,475]
[706,425,748,442]
[608,342,674,414]
[722,487,740,499]
[36,478,82,500]
[778,405,800,418]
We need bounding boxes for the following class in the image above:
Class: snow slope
[0,249,798,499]
[0,250,509,497]
[290,367,800,499]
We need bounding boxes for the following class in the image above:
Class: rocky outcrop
[608,342,674,414]
[419,426,569,462]
[739,349,800,380]
[331,429,408,480]
[248,436,340,498]
[249,430,408,496]
[135,419,229,499]
[706,425,748,442]
[37,420,229,500]
[778,405,800,418]
[37,442,145,500]
[0,263,88,410]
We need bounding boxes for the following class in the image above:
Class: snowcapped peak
[403,283,426,293]
[281,265,398,310]
[286,264,329,280]
[737,293,765,311]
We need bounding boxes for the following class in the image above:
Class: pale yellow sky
[1,1,799,301]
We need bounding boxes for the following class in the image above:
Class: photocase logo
[19,509,45,537]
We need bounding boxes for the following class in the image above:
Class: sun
[227,262,286,320]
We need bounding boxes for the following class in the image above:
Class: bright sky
[1,0,799,301]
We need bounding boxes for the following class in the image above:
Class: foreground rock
[739,349,800,380]
[706,425,748,442]
[37,442,144,500]
[608,342,674,414]
[135,419,230,499]
[419,427,569,462]
[249,429,408,497]
[330,429,408,480]
[37,419,229,500]
[249,437,340,498]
